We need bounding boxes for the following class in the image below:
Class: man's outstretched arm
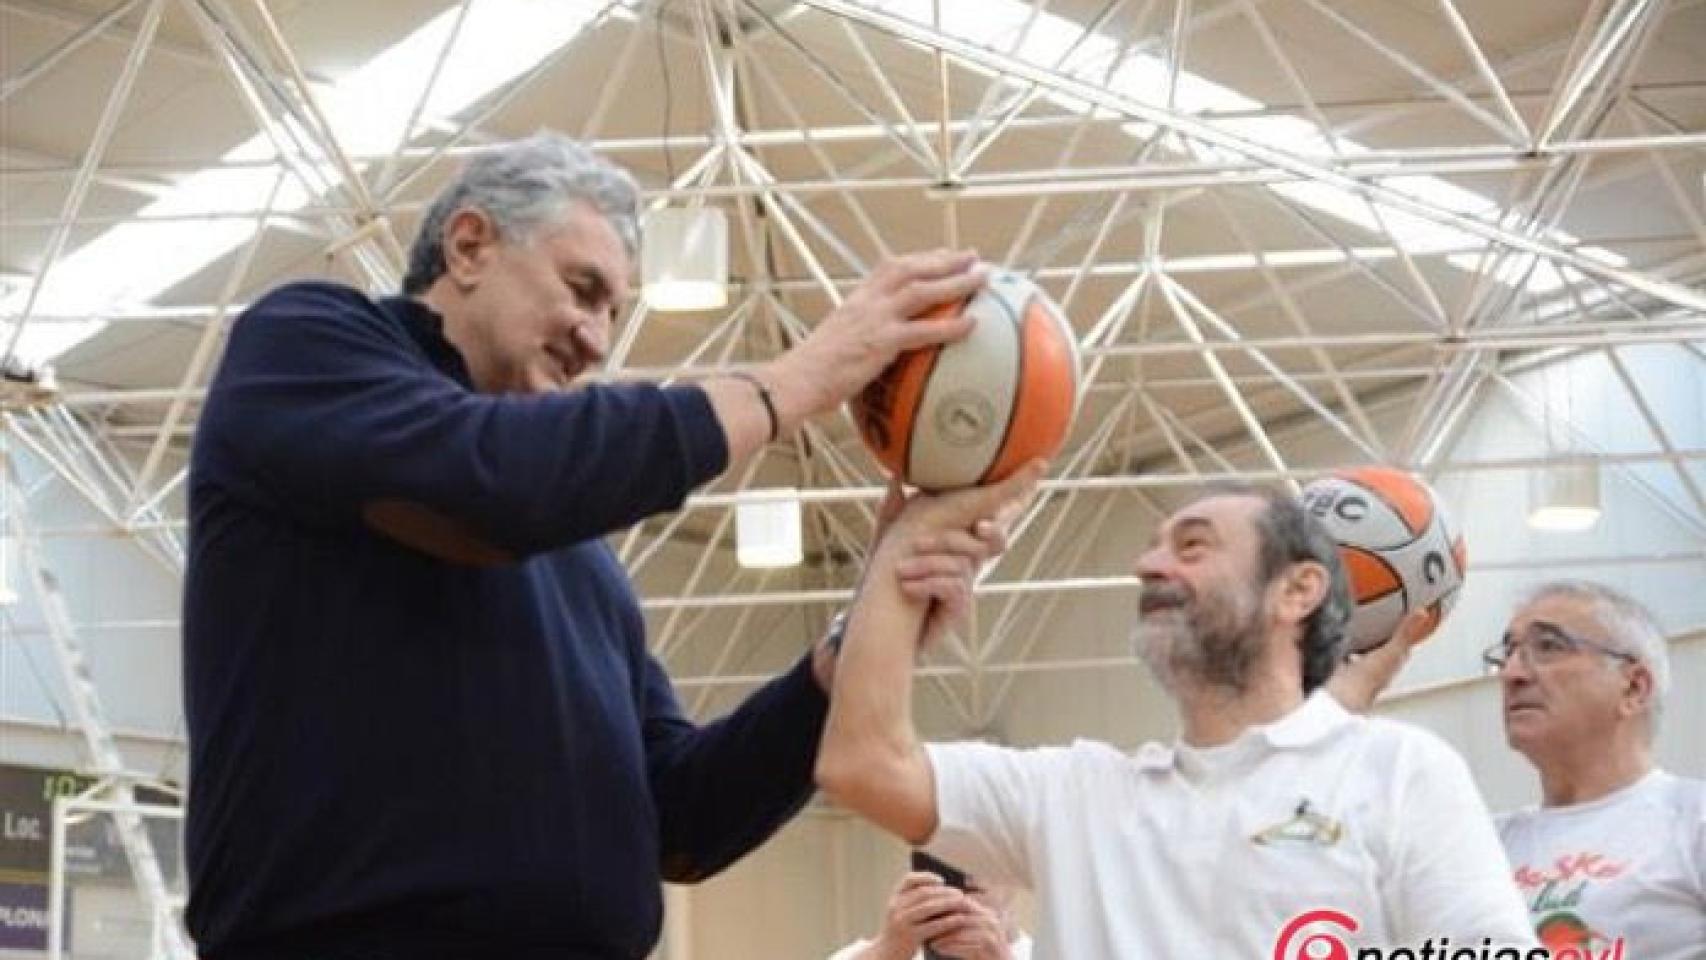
[816,465,1042,844]
[646,472,1023,879]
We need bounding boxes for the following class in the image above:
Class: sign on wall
[0,764,180,952]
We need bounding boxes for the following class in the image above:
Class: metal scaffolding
[0,0,1702,749]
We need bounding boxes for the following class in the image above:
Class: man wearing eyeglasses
[1337,578,1705,957]
[1486,580,1705,959]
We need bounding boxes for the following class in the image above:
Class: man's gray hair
[402,132,640,295]
[1524,579,1671,732]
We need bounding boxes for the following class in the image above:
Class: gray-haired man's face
[450,199,629,395]
[1499,593,1640,759]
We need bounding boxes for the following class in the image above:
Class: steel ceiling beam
[9,118,1706,189]
[1,0,166,365]
[796,0,1706,315]
[0,0,147,106]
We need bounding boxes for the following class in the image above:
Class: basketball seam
[977,284,1026,487]
[1436,520,1461,582]
[903,338,948,485]
[1350,477,1430,550]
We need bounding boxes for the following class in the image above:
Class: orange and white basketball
[853,268,1081,491]
[1299,466,1469,652]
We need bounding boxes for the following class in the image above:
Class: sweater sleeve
[197,282,727,556]
[641,651,829,882]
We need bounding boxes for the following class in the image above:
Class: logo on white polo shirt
[1253,798,1343,848]
[1272,908,1616,960]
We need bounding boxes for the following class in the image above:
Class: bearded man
[815,481,1538,956]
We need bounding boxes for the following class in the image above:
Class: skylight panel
[876,0,1625,298]
[2,0,626,365]
[3,0,1632,367]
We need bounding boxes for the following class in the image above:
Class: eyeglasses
[1481,622,1639,673]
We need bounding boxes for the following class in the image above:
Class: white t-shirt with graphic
[1498,769,1706,960]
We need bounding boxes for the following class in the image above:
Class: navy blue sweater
[183,282,828,959]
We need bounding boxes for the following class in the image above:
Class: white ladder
[11,503,194,959]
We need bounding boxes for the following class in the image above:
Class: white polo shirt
[924,691,1535,958]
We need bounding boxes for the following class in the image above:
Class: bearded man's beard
[1133,579,1266,695]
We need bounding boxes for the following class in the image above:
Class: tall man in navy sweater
[183,133,994,959]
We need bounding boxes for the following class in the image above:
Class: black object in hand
[910,851,969,960]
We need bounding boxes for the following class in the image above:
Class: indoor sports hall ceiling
[2,0,1704,733]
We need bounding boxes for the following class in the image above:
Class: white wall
[0,447,185,781]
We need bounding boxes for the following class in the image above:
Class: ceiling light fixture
[735,488,803,569]
[1526,353,1601,532]
[1528,462,1602,531]
[642,206,729,311]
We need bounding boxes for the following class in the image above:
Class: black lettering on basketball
[1335,495,1369,523]
[1423,551,1446,584]
[1300,489,1333,518]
